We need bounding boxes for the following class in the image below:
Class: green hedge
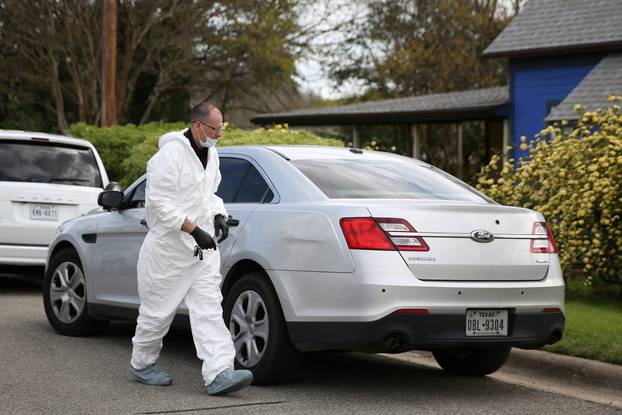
[70,122,344,188]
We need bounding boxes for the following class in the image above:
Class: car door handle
[226,216,239,227]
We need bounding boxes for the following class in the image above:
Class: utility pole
[101,0,117,126]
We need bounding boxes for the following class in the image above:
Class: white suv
[0,130,109,277]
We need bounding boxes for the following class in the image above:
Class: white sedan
[43,145,565,384]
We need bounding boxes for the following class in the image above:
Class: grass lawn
[544,296,622,365]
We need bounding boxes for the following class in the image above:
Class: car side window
[235,164,273,203]
[126,180,146,209]
[217,158,251,203]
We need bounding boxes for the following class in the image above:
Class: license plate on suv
[466,309,508,336]
[30,204,59,221]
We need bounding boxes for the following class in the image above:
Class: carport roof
[251,86,509,126]
[546,53,622,121]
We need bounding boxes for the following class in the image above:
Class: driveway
[1,277,619,415]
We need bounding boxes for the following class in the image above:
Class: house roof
[483,0,622,58]
[546,53,622,121]
[251,87,509,126]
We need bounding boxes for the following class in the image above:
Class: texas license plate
[465,309,508,336]
[30,204,59,221]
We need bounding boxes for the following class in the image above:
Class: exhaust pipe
[547,329,563,344]
[384,336,403,352]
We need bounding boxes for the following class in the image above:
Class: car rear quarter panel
[224,200,371,322]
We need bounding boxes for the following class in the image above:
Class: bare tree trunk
[139,66,168,124]
[49,60,69,132]
[101,0,117,126]
[139,90,162,125]
[67,60,87,122]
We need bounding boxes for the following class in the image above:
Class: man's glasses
[195,119,225,133]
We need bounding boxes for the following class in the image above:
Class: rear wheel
[432,346,511,376]
[223,272,302,384]
[43,248,107,336]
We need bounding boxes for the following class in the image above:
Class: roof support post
[457,123,464,178]
[411,124,421,159]
[353,125,361,148]
[502,118,510,163]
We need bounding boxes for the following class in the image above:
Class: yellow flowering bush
[476,97,622,285]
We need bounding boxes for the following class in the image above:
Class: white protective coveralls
[130,129,235,385]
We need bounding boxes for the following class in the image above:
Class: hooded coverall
[130,130,235,385]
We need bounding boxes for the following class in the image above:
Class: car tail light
[339,217,429,251]
[530,222,558,253]
[340,218,394,250]
[375,218,429,251]
[543,308,561,313]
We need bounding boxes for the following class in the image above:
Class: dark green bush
[70,122,344,188]
[69,122,185,185]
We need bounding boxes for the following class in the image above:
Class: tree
[0,0,102,131]
[0,0,307,132]
[327,0,510,98]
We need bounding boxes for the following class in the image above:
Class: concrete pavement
[2,276,621,414]
[391,348,622,409]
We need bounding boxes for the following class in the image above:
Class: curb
[396,348,622,407]
[504,348,622,391]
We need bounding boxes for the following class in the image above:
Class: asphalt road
[1,277,620,415]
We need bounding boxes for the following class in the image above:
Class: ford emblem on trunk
[470,230,494,243]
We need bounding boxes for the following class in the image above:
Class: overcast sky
[293,0,366,100]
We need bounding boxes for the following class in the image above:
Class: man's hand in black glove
[214,214,229,243]
[190,226,217,250]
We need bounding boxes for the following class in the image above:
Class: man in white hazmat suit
[130,101,253,395]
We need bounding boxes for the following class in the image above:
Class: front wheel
[223,272,302,384]
[43,248,107,336]
[432,346,511,376]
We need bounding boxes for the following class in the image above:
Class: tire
[223,272,302,384]
[432,346,511,376]
[43,248,108,336]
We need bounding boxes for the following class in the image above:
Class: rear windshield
[292,158,491,202]
[0,141,103,188]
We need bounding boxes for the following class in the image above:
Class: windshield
[0,141,103,188]
[292,158,492,202]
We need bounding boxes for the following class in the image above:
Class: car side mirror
[104,181,122,191]
[98,190,124,210]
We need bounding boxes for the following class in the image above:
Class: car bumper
[287,311,565,352]
[0,244,48,266]
[270,251,566,322]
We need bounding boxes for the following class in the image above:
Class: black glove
[214,214,229,243]
[190,226,216,250]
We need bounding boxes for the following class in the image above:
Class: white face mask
[200,137,218,148]
[199,125,218,148]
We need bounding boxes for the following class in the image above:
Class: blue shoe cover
[207,368,253,395]
[131,363,172,386]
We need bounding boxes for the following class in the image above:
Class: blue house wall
[509,54,603,160]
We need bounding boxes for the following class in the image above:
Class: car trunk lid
[365,200,550,282]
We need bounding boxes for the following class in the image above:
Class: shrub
[476,96,622,286]
[69,122,185,185]
[70,122,344,188]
